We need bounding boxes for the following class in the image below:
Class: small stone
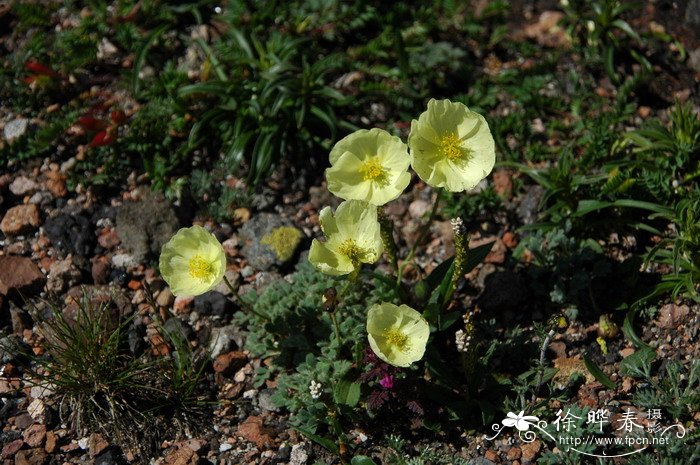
[97,228,121,249]
[208,325,243,358]
[15,448,47,465]
[156,288,175,307]
[23,424,47,448]
[3,118,29,142]
[1,204,41,235]
[656,304,690,329]
[14,413,34,428]
[502,231,518,248]
[163,445,196,465]
[173,295,194,314]
[289,443,309,465]
[46,257,82,293]
[1,439,23,459]
[257,388,279,412]
[484,450,500,463]
[493,170,513,199]
[115,190,179,262]
[408,199,430,219]
[44,431,57,453]
[219,443,233,452]
[111,253,137,268]
[521,439,541,462]
[239,214,302,270]
[213,351,248,375]
[507,446,522,460]
[10,307,32,335]
[194,291,231,317]
[91,257,111,284]
[0,256,46,297]
[686,0,700,27]
[95,449,119,465]
[9,176,39,196]
[27,398,47,423]
[89,433,109,457]
[241,265,254,278]
[237,416,273,448]
[45,170,67,198]
[43,214,94,256]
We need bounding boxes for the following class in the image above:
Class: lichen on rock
[260,226,302,262]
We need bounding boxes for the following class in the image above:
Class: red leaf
[79,116,108,131]
[90,131,114,147]
[25,60,57,77]
[110,110,126,124]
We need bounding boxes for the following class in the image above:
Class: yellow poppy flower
[367,302,429,367]
[308,200,383,276]
[326,128,411,206]
[408,99,495,192]
[159,225,226,296]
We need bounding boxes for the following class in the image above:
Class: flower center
[188,255,214,281]
[439,133,471,162]
[359,157,387,182]
[338,238,369,264]
[385,328,409,351]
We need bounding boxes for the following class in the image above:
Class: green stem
[223,274,269,321]
[329,310,342,346]
[397,189,443,285]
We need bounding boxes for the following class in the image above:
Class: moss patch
[260,226,302,262]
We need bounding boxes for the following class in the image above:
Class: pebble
[0,204,41,235]
[408,199,430,219]
[3,118,28,142]
[9,176,39,196]
[156,287,175,307]
[289,443,309,465]
[219,443,233,452]
[0,255,46,297]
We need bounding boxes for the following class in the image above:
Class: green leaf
[620,346,656,378]
[333,379,360,407]
[583,355,616,390]
[294,427,339,454]
[351,457,378,465]
[464,240,496,274]
[622,308,649,349]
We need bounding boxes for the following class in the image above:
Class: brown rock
[524,11,570,48]
[1,439,23,459]
[10,307,32,335]
[237,415,273,448]
[44,431,57,453]
[163,446,197,465]
[521,439,541,462]
[97,228,121,249]
[484,449,500,463]
[156,288,175,307]
[23,424,46,448]
[507,446,522,460]
[213,351,248,375]
[46,257,82,293]
[15,449,47,465]
[45,170,67,198]
[91,256,111,284]
[502,231,518,249]
[14,413,34,429]
[656,303,690,329]
[493,170,513,199]
[0,204,41,236]
[0,255,46,297]
[89,433,109,457]
[173,295,194,314]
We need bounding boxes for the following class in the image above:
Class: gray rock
[687,0,700,26]
[516,185,545,225]
[0,335,28,364]
[162,317,193,341]
[478,271,529,312]
[115,190,179,262]
[128,324,145,356]
[239,213,302,271]
[3,118,28,142]
[9,176,39,196]
[689,48,700,73]
[257,388,279,412]
[208,324,243,359]
[194,291,231,318]
[43,214,94,256]
[289,443,308,465]
[471,458,497,465]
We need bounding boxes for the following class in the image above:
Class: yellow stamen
[439,133,470,161]
[385,329,409,351]
[338,238,369,264]
[188,255,214,281]
[359,157,387,182]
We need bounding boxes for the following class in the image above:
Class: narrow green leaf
[583,355,617,390]
[351,456,378,465]
[293,427,339,454]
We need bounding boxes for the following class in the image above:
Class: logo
[485,407,687,458]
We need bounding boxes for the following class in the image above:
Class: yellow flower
[159,225,226,296]
[367,302,429,367]
[326,128,411,206]
[408,99,495,192]
[308,200,383,276]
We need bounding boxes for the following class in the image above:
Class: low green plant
[29,292,210,462]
